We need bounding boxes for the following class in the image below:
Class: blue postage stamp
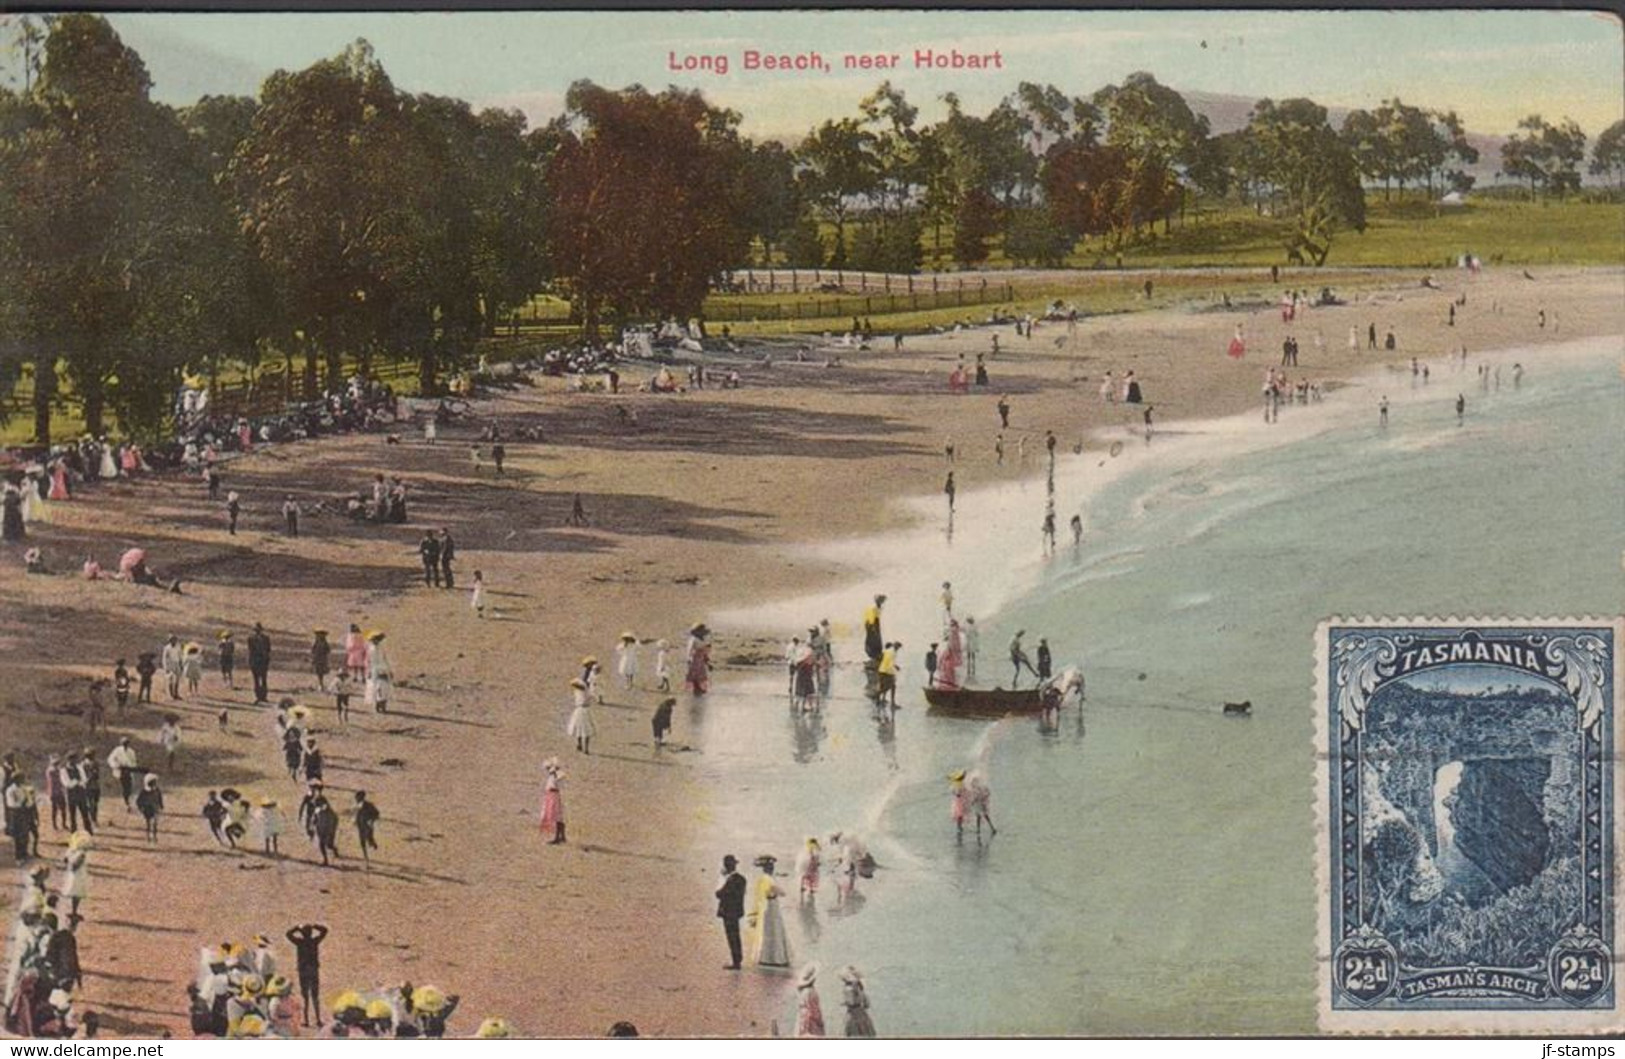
[1316,619,1623,1032]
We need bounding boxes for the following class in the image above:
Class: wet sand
[1,266,1620,1037]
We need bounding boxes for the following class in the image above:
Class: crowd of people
[184,926,480,1039]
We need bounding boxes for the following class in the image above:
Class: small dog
[1223,700,1253,717]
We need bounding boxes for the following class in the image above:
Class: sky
[22,10,1623,141]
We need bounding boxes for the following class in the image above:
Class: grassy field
[881,197,1625,271]
[7,196,1618,445]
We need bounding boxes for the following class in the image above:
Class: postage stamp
[1316,618,1624,1033]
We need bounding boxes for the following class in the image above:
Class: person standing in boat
[938,620,963,690]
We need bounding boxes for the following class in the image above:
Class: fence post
[865,296,872,314]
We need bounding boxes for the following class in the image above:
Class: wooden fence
[498,280,1017,335]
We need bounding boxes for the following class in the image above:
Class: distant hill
[1182,88,1507,189]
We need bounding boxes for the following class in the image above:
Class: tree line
[1,15,1619,444]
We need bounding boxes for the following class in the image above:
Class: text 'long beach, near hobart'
[668,48,1006,76]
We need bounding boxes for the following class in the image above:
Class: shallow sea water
[691,335,1624,1035]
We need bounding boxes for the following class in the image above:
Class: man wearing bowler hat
[715,854,747,970]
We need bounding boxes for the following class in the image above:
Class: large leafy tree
[1500,114,1587,199]
[1591,119,1625,191]
[1090,71,1210,236]
[548,80,748,336]
[796,116,876,267]
[0,14,239,440]
[231,40,425,393]
[734,140,801,265]
[1244,97,1367,266]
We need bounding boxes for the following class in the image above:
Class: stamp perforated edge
[1314,616,1625,1035]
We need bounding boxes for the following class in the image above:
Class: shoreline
[2,266,1621,1037]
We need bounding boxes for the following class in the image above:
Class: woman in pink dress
[938,620,963,690]
[343,624,368,680]
[795,964,825,1037]
[120,445,139,475]
[685,624,712,694]
[48,461,70,501]
[539,759,564,844]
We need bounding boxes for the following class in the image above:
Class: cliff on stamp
[1360,680,1585,966]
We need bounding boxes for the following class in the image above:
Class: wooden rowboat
[922,685,1046,716]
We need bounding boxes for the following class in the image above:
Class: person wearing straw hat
[61,832,92,917]
[310,629,332,691]
[217,631,235,690]
[539,759,565,844]
[135,774,163,844]
[329,989,364,1035]
[183,642,204,695]
[566,680,595,755]
[715,854,747,970]
[412,984,460,1037]
[226,974,266,1038]
[685,624,712,694]
[263,974,296,1037]
[795,963,826,1037]
[580,656,603,703]
[840,966,876,1037]
[365,631,392,713]
[748,855,790,970]
[615,633,639,690]
[475,1016,512,1038]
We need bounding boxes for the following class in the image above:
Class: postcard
[0,5,1620,1041]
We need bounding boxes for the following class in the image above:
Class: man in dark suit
[247,623,272,705]
[438,528,456,590]
[715,854,747,970]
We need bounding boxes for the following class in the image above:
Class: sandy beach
[2,266,1621,1037]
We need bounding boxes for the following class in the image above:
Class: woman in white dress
[615,633,639,689]
[365,632,393,713]
[566,679,595,754]
[62,831,93,916]
[256,798,282,855]
[19,475,43,524]
[749,855,790,969]
[98,440,118,479]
